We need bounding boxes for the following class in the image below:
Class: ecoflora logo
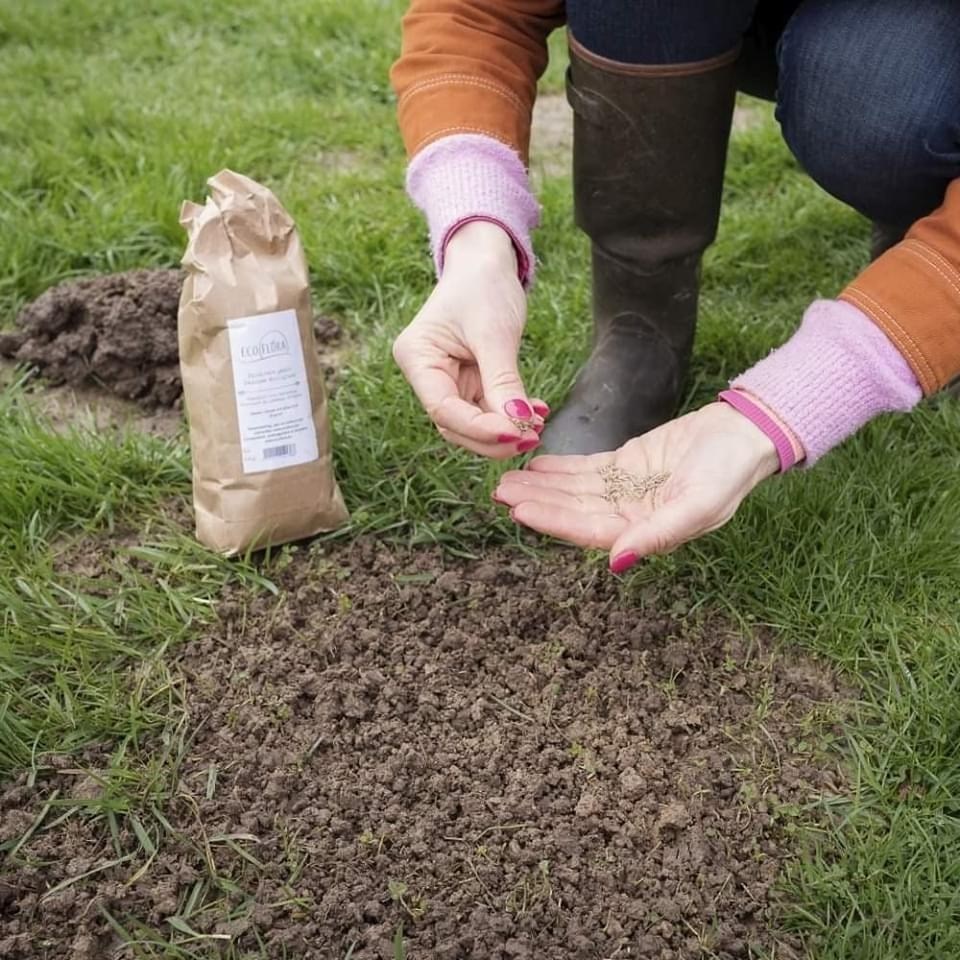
[239,330,291,362]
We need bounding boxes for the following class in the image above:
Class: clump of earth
[0,537,845,959]
[0,270,183,407]
[0,270,343,409]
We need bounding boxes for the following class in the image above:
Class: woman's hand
[392,221,548,458]
[494,402,780,572]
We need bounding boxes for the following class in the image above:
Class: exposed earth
[0,269,344,411]
[1,535,846,959]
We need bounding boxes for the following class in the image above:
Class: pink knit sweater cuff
[733,299,922,466]
[405,134,540,286]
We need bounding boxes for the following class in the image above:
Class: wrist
[718,389,802,473]
[732,299,922,466]
[444,219,519,275]
[406,134,539,286]
[707,401,780,481]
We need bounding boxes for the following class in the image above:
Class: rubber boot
[540,41,738,455]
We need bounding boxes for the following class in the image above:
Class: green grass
[2,1,960,957]
[0,380,277,770]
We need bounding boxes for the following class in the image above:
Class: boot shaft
[567,37,739,271]
[541,43,740,455]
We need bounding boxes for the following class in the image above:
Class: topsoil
[0,537,845,960]
[0,270,343,409]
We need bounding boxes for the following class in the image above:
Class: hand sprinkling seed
[493,405,780,576]
[508,416,536,435]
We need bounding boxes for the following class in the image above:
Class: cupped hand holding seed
[392,221,548,458]
[493,402,780,573]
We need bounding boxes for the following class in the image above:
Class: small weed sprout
[388,879,427,920]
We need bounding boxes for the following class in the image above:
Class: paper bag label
[227,309,320,474]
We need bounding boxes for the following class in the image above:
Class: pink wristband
[732,299,922,466]
[718,389,798,472]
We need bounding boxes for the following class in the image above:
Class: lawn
[2,1,960,958]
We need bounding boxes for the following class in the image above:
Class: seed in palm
[599,465,670,507]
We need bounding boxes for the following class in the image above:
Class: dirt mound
[1,540,846,959]
[0,270,344,410]
[0,270,184,408]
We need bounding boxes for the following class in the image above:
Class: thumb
[473,335,535,427]
[608,499,712,573]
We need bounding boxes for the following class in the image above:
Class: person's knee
[566,0,757,65]
[776,0,960,226]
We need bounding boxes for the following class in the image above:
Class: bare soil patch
[313,149,365,174]
[530,93,572,180]
[0,270,345,413]
[1,539,846,959]
[731,98,769,134]
[0,358,184,438]
[0,270,184,408]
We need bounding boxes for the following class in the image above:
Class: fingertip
[609,550,639,575]
[504,398,534,421]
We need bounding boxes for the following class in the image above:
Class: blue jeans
[565,0,960,229]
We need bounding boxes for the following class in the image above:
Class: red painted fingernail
[497,434,523,444]
[504,399,533,420]
[610,551,638,575]
[532,402,550,418]
[517,439,539,453]
[533,422,544,435]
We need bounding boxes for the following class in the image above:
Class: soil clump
[0,270,344,410]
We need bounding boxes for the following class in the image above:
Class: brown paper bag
[178,169,348,554]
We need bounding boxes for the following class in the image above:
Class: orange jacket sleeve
[390,0,565,163]
[840,178,960,395]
